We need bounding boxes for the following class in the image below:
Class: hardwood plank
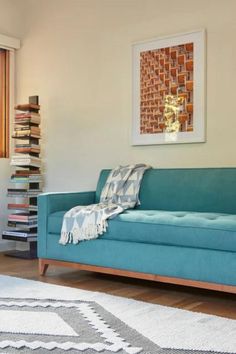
[0,252,236,319]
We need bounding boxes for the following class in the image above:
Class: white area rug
[0,275,236,354]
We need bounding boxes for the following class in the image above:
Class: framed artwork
[132,30,205,145]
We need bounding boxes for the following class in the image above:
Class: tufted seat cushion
[48,209,236,252]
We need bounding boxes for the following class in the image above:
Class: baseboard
[0,240,16,251]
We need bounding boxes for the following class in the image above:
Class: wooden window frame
[0,34,20,159]
[0,49,10,158]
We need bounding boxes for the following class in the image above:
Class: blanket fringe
[59,220,108,245]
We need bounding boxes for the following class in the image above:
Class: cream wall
[16,0,236,195]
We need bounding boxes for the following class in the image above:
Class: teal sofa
[38,168,236,293]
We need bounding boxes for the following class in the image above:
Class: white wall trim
[0,35,18,250]
[0,240,15,251]
[0,33,20,50]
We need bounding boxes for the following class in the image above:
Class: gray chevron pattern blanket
[59,164,150,245]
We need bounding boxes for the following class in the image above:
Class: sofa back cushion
[95,168,236,214]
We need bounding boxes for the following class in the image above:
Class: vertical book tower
[2,96,41,259]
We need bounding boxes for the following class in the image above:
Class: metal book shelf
[2,96,41,259]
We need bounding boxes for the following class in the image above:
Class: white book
[11,154,41,161]
[2,230,37,237]
[10,161,41,167]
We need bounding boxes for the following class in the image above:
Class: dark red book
[8,203,30,209]
[15,103,40,112]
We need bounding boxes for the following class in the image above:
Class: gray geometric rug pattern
[0,298,231,354]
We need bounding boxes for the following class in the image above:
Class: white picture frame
[132,29,206,145]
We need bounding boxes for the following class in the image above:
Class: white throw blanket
[59,164,150,245]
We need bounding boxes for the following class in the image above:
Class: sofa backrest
[95,168,236,214]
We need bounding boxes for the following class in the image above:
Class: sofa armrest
[37,191,95,258]
[38,191,95,214]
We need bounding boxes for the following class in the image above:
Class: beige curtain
[0,49,9,158]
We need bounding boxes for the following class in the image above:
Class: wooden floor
[0,252,236,319]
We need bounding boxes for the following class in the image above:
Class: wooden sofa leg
[39,259,49,276]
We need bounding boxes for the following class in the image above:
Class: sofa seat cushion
[48,209,236,252]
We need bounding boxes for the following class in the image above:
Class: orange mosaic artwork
[140,43,194,134]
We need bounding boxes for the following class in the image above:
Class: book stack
[11,155,41,168]
[2,96,42,259]
[13,126,40,139]
[14,139,40,154]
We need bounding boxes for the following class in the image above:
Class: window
[0,34,20,158]
[0,49,10,158]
